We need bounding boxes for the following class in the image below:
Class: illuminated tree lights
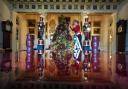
[51,16,72,76]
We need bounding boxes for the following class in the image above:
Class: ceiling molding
[7,0,126,13]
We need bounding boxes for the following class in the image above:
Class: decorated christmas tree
[51,15,73,75]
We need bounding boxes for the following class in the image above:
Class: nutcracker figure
[82,15,91,72]
[37,15,45,75]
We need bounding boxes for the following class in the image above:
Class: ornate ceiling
[8,0,123,3]
[7,0,126,13]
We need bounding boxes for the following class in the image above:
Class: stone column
[11,11,17,52]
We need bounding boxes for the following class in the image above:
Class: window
[44,5,48,9]
[38,5,42,9]
[102,0,106,2]
[74,5,78,9]
[62,0,66,2]
[43,0,47,2]
[30,0,34,2]
[50,5,54,9]
[106,5,110,10]
[80,5,84,10]
[24,0,27,2]
[32,5,36,9]
[93,21,101,35]
[99,5,104,10]
[88,0,92,2]
[19,4,23,9]
[81,0,85,2]
[95,0,100,2]
[56,0,59,2]
[93,5,97,10]
[50,0,53,2]
[75,0,79,2]
[69,0,72,2]
[27,19,36,27]
[94,21,101,27]
[86,5,91,10]
[68,5,72,9]
[62,5,66,9]
[117,0,121,2]
[113,5,117,10]
[37,0,41,2]
[56,5,60,9]
[108,0,113,2]
[12,4,17,8]
[25,4,29,9]
[29,28,35,34]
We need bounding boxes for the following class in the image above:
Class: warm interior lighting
[109,35,112,39]
[85,15,89,19]
[109,55,112,59]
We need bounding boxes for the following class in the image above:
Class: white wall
[0,0,10,20]
[0,0,11,48]
[118,1,128,20]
